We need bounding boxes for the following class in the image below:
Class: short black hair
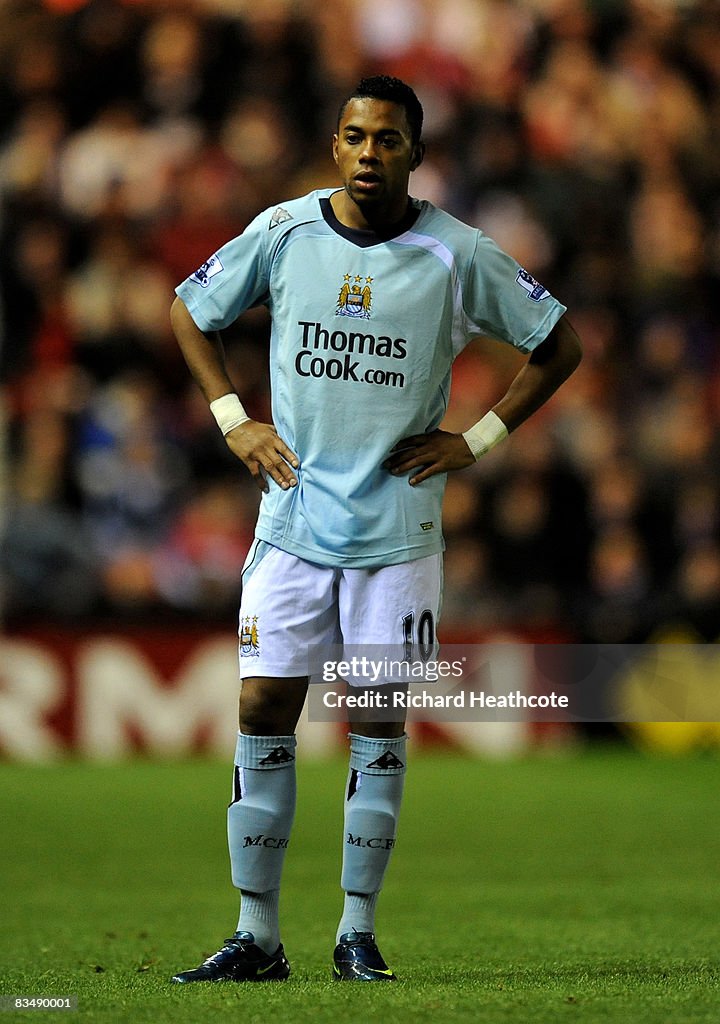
[337,75,424,145]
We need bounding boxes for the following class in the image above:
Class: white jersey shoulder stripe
[392,230,469,356]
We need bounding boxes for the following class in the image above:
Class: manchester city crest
[240,615,260,657]
[337,274,373,319]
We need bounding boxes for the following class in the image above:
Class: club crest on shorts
[336,273,373,319]
[515,268,550,301]
[240,615,260,657]
[190,253,224,288]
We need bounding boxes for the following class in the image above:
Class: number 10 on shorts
[401,610,435,663]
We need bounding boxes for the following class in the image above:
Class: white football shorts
[238,540,443,679]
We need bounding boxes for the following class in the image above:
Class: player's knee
[239,699,281,735]
[238,681,292,735]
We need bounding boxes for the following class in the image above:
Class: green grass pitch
[1,749,718,1023]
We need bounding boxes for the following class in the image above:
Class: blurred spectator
[73,370,189,553]
[56,102,174,220]
[154,479,255,616]
[579,524,655,642]
[665,541,720,640]
[64,221,175,378]
[1,408,98,620]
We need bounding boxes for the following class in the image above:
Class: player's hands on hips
[384,429,474,485]
[224,420,299,493]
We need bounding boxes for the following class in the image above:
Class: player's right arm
[170,296,298,492]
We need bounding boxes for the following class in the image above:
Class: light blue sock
[235,889,280,954]
[336,733,406,943]
[228,732,296,953]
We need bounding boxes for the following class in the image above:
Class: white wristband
[209,394,250,435]
[462,410,508,460]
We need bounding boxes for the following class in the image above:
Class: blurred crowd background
[2,0,720,644]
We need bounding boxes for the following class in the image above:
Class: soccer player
[169,75,581,983]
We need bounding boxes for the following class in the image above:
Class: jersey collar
[320,194,420,248]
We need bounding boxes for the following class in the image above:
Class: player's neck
[330,189,410,233]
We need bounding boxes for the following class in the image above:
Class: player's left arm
[385,314,582,486]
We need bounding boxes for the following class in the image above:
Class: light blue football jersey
[176,188,566,568]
